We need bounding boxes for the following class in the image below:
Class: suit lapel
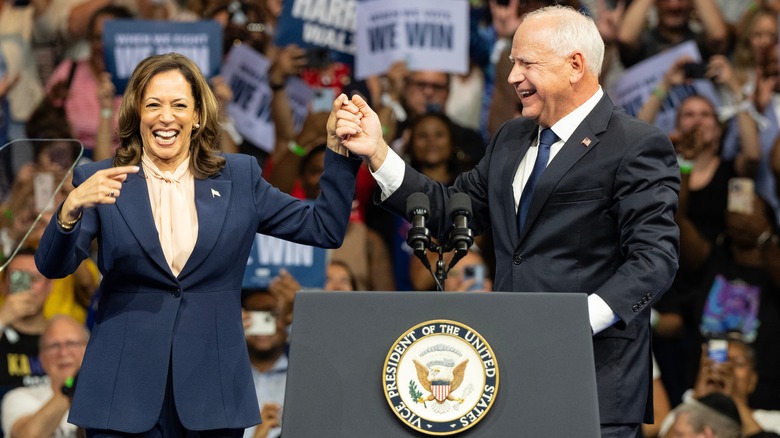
[503,125,537,243]
[516,95,613,243]
[177,176,232,279]
[115,167,172,276]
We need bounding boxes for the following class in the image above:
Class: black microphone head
[407,192,430,220]
[448,192,472,221]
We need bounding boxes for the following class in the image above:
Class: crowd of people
[0,0,779,436]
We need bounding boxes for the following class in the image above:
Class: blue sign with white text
[242,234,327,289]
[274,0,356,65]
[103,20,222,94]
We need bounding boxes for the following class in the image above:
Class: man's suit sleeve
[595,122,680,325]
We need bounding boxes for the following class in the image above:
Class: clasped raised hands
[329,94,388,171]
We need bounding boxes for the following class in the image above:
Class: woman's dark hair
[205,0,271,55]
[25,107,80,168]
[407,112,460,181]
[86,5,134,41]
[329,260,358,291]
[114,53,225,178]
[674,94,728,155]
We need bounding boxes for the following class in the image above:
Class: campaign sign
[274,0,357,64]
[610,40,719,134]
[221,45,314,151]
[220,44,275,153]
[284,76,316,134]
[103,20,222,94]
[354,0,468,80]
[243,233,327,289]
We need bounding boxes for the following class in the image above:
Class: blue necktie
[518,128,557,232]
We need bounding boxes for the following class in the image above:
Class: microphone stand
[426,238,464,292]
[406,193,473,292]
[433,241,447,292]
[411,236,473,292]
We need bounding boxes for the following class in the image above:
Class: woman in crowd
[44,5,133,161]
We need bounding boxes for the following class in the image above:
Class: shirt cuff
[588,294,619,335]
[370,148,406,202]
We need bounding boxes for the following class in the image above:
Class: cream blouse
[141,154,198,276]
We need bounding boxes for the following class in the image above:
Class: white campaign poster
[220,44,275,152]
[284,76,315,134]
[611,41,719,134]
[354,0,469,80]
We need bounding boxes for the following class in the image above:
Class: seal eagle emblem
[383,320,499,435]
[413,357,468,404]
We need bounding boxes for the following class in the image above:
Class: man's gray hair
[39,314,91,350]
[674,401,742,438]
[522,5,605,76]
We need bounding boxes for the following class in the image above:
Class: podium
[281,291,600,437]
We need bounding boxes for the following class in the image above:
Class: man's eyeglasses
[41,340,86,354]
[408,80,448,93]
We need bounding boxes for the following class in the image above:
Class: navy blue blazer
[35,150,361,432]
[381,94,680,424]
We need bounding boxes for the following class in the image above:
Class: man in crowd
[1,315,88,438]
[241,290,288,438]
[0,248,51,405]
[665,393,742,438]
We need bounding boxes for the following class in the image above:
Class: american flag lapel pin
[581,137,591,147]
[211,188,221,198]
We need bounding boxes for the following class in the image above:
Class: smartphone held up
[707,338,728,364]
[9,270,32,294]
[727,178,754,215]
[463,264,485,291]
[246,311,277,336]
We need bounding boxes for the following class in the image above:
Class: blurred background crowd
[1,0,780,437]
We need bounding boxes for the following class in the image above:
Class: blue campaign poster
[103,19,222,94]
[273,0,356,65]
[242,234,327,289]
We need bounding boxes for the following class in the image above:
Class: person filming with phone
[0,247,51,430]
[667,94,761,248]
[643,94,760,403]
[659,337,780,437]
[443,248,493,292]
[671,171,780,416]
[240,289,287,438]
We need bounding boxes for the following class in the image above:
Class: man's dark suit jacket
[35,150,360,432]
[381,94,680,424]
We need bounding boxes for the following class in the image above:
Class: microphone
[406,192,431,270]
[448,193,473,269]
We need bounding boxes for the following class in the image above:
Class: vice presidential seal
[382,320,499,435]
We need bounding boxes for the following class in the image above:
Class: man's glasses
[408,80,448,93]
[41,340,86,354]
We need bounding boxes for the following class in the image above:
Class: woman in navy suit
[35,53,361,437]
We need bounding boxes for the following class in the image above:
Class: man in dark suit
[335,5,680,437]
